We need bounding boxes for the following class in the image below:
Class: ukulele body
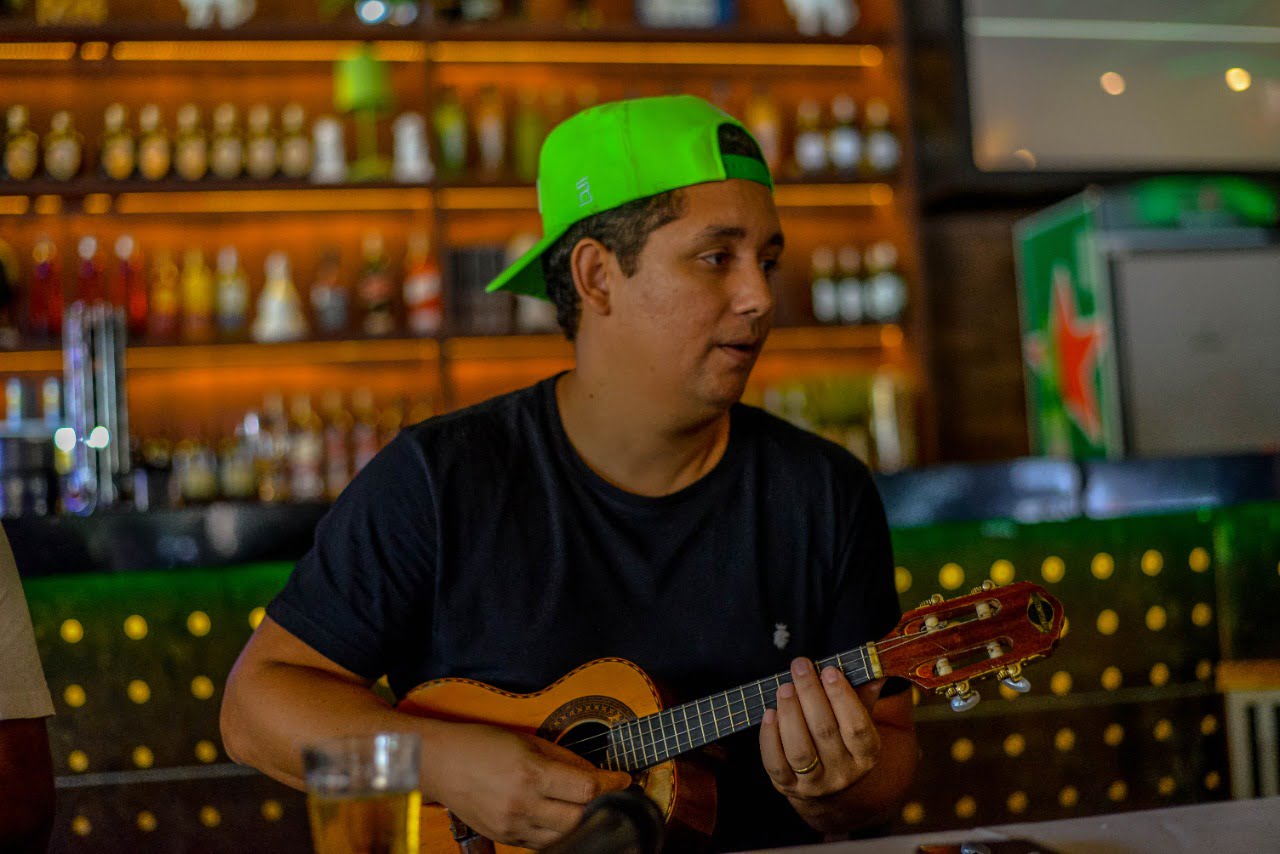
[397,657,716,853]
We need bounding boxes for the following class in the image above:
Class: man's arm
[221,617,629,849]
[0,717,54,853]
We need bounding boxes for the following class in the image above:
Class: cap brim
[485,230,561,300]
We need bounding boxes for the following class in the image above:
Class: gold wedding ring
[792,756,822,775]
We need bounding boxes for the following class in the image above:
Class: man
[222,95,916,851]
[0,527,56,853]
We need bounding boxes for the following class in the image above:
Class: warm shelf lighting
[33,195,62,215]
[79,41,109,61]
[437,186,538,210]
[110,40,425,63]
[83,194,112,214]
[431,41,881,67]
[773,183,893,207]
[114,187,430,214]
[0,196,31,216]
[126,338,440,370]
[1226,67,1252,92]
[0,42,77,61]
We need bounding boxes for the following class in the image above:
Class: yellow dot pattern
[1050,671,1072,695]
[68,750,88,773]
[136,811,157,832]
[1189,547,1211,573]
[71,816,91,836]
[901,802,924,825]
[64,684,86,708]
[1141,550,1164,576]
[1192,603,1213,627]
[1197,659,1214,681]
[1007,791,1028,814]
[1101,667,1123,690]
[133,746,154,769]
[1150,663,1170,687]
[1158,776,1176,796]
[195,740,218,764]
[1108,780,1128,802]
[1054,728,1076,752]
[1058,786,1079,808]
[1092,553,1115,580]
[200,806,221,828]
[262,800,284,822]
[1097,609,1119,635]
[61,619,84,644]
[1153,719,1174,742]
[249,606,267,630]
[191,676,215,700]
[1205,771,1222,790]
[1002,733,1025,758]
[999,682,1023,701]
[990,559,1015,584]
[894,567,911,594]
[1146,606,1168,631]
[1040,556,1064,583]
[123,614,148,640]
[1104,723,1125,747]
[127,680,151,704]
[1201,715,1219,736]
[187,611,212,637]
[950,738,974,762]
[939,563,964,590]
[955,796,977,819]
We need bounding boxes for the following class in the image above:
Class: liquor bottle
[174,104,209,182]
[245,104,279,180]
[863,241,907,323]
[101,103,136,180]
[350,387,379,474]
[258,393,290,503]
[138,104,172,181]
[218,435,257,501]
[392,112,432,183]
[513,90,544,184]
[475,86,505,180]
[403,231,443,337]
[309,247,349,337]
[280,103,312,179]
[114,235,147,337]
[43,111,83,181]
[252,251,308,342]
[792,99,826,178]
[357,231,395,337]
[320,390,352,501]
[835,245,863,325]
[180,248,215,342]
[3,106,39,181]
[148,249,181,341]
[827,95,861,177]
[863,99,901,175]
[210,103,244,180]
[744,87,782,175]
[288,394,325,502]
[809,246,837,324]
[214,246,250,339]
[76,236,105,303]
[311,116,347,184]
[432,87,468,180]
[29,236,63,338]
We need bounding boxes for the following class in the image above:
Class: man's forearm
[788,721,918,834]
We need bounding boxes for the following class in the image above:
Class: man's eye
[761,259,779,274]
[702,252,732,267]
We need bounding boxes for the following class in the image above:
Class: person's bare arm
[0,717,54,854]
[221,617,629,848]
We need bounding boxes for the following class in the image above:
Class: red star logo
[1049,268,1105,442]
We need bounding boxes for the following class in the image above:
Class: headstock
[876,581,1065,712]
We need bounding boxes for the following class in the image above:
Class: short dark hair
[540,123,766,341]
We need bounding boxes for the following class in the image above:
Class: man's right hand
[426,723,633,849]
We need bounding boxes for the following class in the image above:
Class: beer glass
[303,732,421,854]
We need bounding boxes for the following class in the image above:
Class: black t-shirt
[269,374,904,852]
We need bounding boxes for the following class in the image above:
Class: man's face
[601,178,783,416]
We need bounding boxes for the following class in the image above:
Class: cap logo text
[576,176,593,207]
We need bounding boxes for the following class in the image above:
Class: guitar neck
[605,643,882,774]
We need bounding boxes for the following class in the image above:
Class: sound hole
[556,720,614,768]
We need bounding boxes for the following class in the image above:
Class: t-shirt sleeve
[0,527,55,720]
[267,431,437,681]
[824,476,910,698]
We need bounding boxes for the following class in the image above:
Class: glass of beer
[303,732,421,854]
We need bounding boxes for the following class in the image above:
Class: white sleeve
[0,527,54,720]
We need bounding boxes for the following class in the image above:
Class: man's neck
[554,370,731,498]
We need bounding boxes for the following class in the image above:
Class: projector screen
[963,0,1280,171]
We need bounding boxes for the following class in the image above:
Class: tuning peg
[970,579,996,595]
[949,688,980,712]
[1001,675,1031,693]
[918,593,943,608]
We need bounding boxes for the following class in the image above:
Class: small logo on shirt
[773,623,791,650]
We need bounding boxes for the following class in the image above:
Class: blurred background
[1,0,1277,850]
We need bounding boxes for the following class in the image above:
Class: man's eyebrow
[695,226,786,249]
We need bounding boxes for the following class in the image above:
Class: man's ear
[570,238,614,319]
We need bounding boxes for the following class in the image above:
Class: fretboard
[603,643,880,773]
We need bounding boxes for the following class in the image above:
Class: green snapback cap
[486,94,774,300]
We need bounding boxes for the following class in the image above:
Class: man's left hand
[759,657,884,801]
